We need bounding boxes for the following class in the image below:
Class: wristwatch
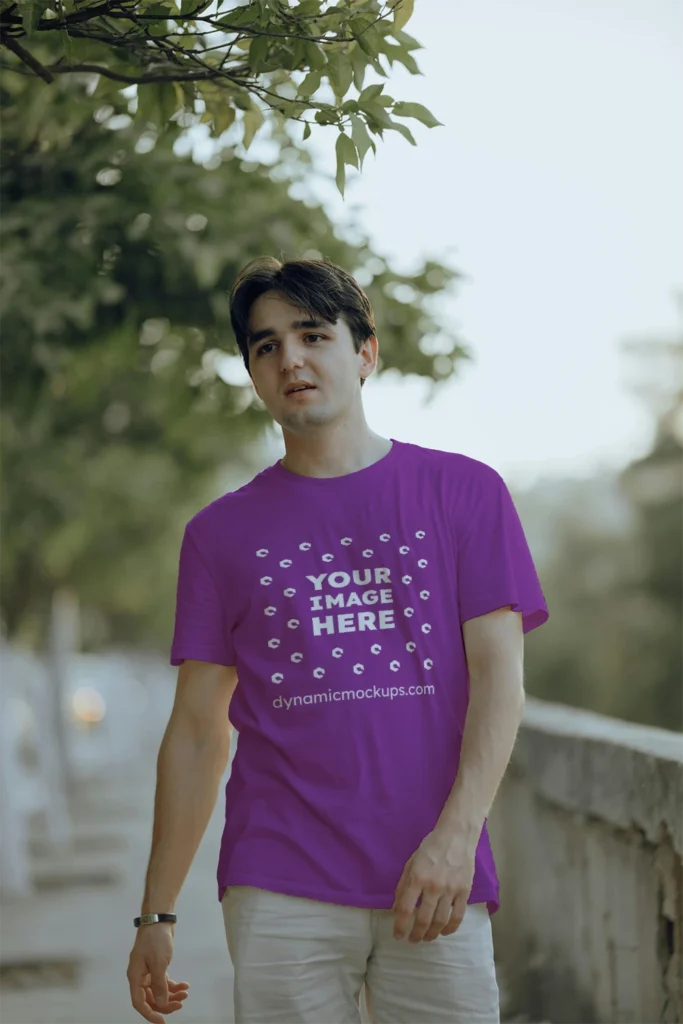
[134,913,177,928]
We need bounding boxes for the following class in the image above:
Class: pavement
[0,652,541,1024]
[0,709,236,1024]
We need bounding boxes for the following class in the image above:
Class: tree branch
[1,34,54,81]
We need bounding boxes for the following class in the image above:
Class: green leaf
[393,29,422,51]
[314,108,335,126]
[217,5,261,27]
[303,121,311,141]
[391,0,414,32]
[358,83,383,104]
[334,130,360,198]
[386,118,416,146]
[158,82,178,126]
[249,35,271,73]
[19,0,50,37]
[136,83,159,126]
[242,104,264,150]
[232,91,252,111]
[297,69,322,100]
[326,51,353,103]
[343,42,364,93]
[136,83,179,128]
[288,36,307,70]
[361,25,386,54]
[363,100,393,129]
[213,102,236,135]
[355,31,376,58]
[352,16,382,58]
[349,113,375,168]
[389,48,421,75]
[336,130,358,170]
[304,40,325,71]
[335,147,346,197]
[60,28,73,65]
[391,101,444,128]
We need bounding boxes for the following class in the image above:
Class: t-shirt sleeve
[169,523,235,667]
[456,464,549,634]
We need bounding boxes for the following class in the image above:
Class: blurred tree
[0,0,442,195]
[521,308,683,732]
[0,70,466,652]
[619,318,683,729]
[524,497,667,729]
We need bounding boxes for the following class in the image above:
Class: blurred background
[1,0,681,1022]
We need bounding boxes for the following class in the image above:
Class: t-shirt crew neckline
[270,438,400,487]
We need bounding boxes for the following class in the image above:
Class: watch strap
[134,913,177,928]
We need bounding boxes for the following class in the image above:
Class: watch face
[135,913,175,927]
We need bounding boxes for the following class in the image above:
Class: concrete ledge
[489,697,683,1024]
[516,699,683,855]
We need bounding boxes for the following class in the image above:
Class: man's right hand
[127,924,189,1024]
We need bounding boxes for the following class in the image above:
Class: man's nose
[279,338,306,372]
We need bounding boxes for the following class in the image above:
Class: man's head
[229,256,378,432]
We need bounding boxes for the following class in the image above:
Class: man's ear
[360,334,379,378]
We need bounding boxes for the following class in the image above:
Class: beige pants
[222,886,500,1024]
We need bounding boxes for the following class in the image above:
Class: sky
[292,0,683,488]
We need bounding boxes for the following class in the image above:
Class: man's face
[246,290,377,432]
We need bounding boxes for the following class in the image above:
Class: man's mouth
[285,384,316,395]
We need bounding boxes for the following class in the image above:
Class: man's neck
[280,429,393,479]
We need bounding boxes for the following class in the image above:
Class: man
[127,255,549,1024]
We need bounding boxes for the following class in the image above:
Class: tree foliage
[0,0,443,195]
[522,325,683,731]
[0,70,465,649]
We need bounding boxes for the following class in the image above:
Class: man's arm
[392,606,525,942]
[127,659,238,1024]
[141,658,237,912]
[433,605,525,844]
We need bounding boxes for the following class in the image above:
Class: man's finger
[392,881,423,939]
[406,893,440,943]
[423,895,454,941]
[151,969,169,1008]
[145,986,185,1014]
[441,899,466,935]
[131,983,164,1024]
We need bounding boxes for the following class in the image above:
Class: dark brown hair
[229,256,376,386]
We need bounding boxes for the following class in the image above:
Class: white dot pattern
[256,525,434,688]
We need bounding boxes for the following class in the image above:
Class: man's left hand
[392,828,477,942]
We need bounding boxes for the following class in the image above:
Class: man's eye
[305,334,324,343]
[256,343,274,356]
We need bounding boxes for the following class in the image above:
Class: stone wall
[489,697,683,1024]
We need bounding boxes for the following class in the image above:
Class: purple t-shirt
[170,439,549,915]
